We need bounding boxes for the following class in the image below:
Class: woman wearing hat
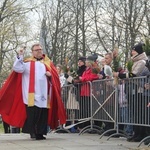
[114,43,148,78]
[113,43,148,142]
[76,55,99,129]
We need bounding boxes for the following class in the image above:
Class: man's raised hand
[18,46,26,56]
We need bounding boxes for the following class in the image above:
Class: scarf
[28,61,35,106]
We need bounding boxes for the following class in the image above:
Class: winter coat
[119,52,148,79]
[80,67,99,96]
[131,52,148,76]
[77,65,86,77]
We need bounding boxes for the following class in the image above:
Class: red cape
[0,57,66,129]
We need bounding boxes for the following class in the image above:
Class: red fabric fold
[0,72,26,127]
[46,62,66,129]
[0,58,66,129]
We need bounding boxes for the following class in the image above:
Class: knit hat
[86,53,98,62]
[86,55,95,61]
[78,56,86,63]
[132,43,144,54]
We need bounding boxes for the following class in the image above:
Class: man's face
[105,55,112,65]
[101,59,106,66]
[32,45,43,58]
[78,60,85,67]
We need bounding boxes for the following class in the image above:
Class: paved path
[0,133,149,150]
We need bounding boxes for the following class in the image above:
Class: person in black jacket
[64,56,86,132]
[64,56,86,83]
[76,57,86,77]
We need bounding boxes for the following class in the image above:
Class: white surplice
[13,56,49,108]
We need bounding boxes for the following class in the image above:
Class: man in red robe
[0,43,66,140]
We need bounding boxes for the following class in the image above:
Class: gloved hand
[64,73,69,79]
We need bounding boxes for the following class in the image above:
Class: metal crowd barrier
[58,80,116,135]
[54,76,150,147]
[119,76,150,147]
[60,82,94,134]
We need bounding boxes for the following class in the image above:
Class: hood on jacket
[132,52,148,62]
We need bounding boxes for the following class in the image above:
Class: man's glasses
[32,49,42,52]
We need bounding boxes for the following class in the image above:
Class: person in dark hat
[132,43,145,55]
[64,56,86,83]
[113,43,148,142]
[75,55,99,132]
[114,43,147,79]
[64,56,86,132]
[77,56,86,77]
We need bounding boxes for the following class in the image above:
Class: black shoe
[87,130,97,134]
[144,139,150,145]
[133,135,145,142]
[112,135,120,138]
[30,133,36,139]
[36,134,46,140]
[127,135,135,142]
[129,136,144,142]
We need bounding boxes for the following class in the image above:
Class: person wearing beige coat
[113,43,148,78]
[113,43,148,142]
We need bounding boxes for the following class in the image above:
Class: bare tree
[36,0,149,68]
[0,0,36,83]
[88,0,149,65]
